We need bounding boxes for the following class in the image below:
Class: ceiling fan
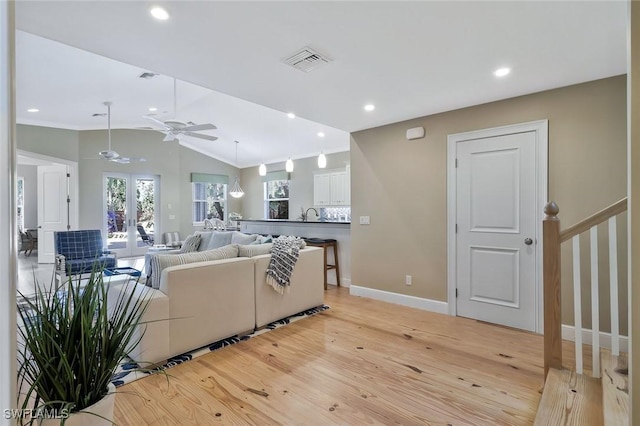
[143,78,218,142]
[98,101,146,164]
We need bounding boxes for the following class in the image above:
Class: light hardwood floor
[113,286,587,425]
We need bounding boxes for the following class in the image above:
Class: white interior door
[455,132,537,331]
[37,164,69,263]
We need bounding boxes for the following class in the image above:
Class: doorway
[104,173,159,257]
[17,150,79,264]
[447,120,548,332]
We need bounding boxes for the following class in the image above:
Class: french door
[104,173,159,257]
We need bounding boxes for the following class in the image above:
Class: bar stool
[304,238,340,290]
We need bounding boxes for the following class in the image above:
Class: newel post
[543,201,562,379]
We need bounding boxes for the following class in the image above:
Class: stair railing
[543,198,627,379]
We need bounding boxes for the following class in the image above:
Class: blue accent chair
[54,230,116,283]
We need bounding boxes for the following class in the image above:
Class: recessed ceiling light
[317,132,325,138]
[364,104,375,112]
[287,112,296,119]
[494,67,511,77]
[150,6,170,21]
[148,107,158,112]
[27,108,39,113]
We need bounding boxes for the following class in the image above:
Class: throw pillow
[149,244,240,289]
[238,243,273,258]
[231,231,258,245]
[207,231,234,250]
[179,234,202,253]
[250,234,273,245]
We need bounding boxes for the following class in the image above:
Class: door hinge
[455,158,458,168]
[66,173,71,178]
[66,196,71,203]
[456,288,458,298]
[455,224,458,233]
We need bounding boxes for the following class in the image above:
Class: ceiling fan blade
[144,115,171,130]
[181,123,217,132]
[183,132,218,142]
[163,134,176,142]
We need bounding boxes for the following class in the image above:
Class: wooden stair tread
[601,350,629,426]
[534,368,603,426]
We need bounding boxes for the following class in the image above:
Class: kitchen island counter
[238,219,351,287]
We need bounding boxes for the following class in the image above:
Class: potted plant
[16,270,150,425]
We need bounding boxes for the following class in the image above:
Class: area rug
[110,305,330,387]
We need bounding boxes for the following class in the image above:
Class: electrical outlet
[405,275,412,285]
[359,216,370,225]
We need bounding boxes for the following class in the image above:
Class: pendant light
[229,141,244,198]
[317,130,326,168]
[317,152,327,168]
[258,162,267,176]
[285,112,294,172]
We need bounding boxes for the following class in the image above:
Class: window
[17,177,24,230]
[192,182,227,224]
[264,179,289,219]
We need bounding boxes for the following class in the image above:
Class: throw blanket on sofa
[266,236,306,294]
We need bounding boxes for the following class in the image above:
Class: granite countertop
[238,219,351,225]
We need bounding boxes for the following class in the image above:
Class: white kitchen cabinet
[314,168,350,206]
[313,174,331,206]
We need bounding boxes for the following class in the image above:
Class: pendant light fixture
[317,130,327,168]
[229,141,244,198]
[258,162,267,176]
[317,152,327,168]
[285,111,294,172]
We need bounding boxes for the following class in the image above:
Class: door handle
[524,238,533,245]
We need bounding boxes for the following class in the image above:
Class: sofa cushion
[149,244,239,289]
[231,231,258,245]
[238,243,273,258]
[179,234,202,253]
[194,231,214,251]
[207,231,234,250]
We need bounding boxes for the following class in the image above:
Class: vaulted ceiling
[15,1,627,167]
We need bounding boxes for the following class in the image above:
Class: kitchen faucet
[305,207,319,221]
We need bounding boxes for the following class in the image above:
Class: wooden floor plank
[602,349,629,426]
[534,368,603,426]
[115,287,566,425]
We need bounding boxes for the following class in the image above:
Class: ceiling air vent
[138,72,159,80]
[282,47,332,73]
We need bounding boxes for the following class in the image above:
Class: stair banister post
[543,201,562,379]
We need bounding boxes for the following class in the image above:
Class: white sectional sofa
[108,245,324,366]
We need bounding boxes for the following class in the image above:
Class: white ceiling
[15,1,627,168]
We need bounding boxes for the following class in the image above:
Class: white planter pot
[38,383,116,426]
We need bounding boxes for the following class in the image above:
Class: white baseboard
[349,285,448,315]
[561,324,629,353]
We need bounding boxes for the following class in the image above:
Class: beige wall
[629,0,639,421]
[17,124,79,162]
[351,76,627,330]
[240,151,350,220]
